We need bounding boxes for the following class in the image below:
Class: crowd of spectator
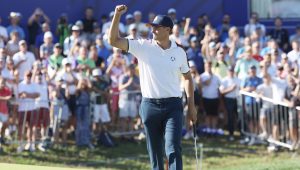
[0,7,300,153]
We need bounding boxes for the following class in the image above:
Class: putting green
[0,163,90,170]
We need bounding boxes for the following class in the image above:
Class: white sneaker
[248,137,256,146]
[267,145,278,152]
[30,143,36,152]
[17,145,24,153]
[24,142,31,151]
[37,143,46,152]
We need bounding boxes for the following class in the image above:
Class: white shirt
[287,50,300,62]
[256,83,273,108]
[128,39,189,98]
[102,21,125,34]
[57,70,77,95]
[201,72,220,99]
[18,81,39,112]
[219,76,240,98]
[35,82,49,109]
[13,51,36,80]
[271,77,287,102]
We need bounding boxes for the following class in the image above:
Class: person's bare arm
[108,5,129,51]
[182,71,197,124]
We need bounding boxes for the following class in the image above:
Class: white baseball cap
[168,8,176,14]
[62,58,71,66]
[92,69,102,76]
[44,31,53,39]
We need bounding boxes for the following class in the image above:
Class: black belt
[142,97,181,103]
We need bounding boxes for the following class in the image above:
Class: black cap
[146,15,174,29]
[54,43,62,49]
[250,65,257,70]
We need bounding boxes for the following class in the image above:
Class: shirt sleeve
[180,51,190,74]
[127,39,145,60]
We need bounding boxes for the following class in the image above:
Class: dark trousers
[140,97,183,170]
[224,97,237,136]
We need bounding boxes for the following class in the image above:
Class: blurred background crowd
[0,6,300,153]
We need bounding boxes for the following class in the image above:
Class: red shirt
[252,54,264,62]
[0,87,11,114]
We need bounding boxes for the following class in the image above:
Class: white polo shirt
[200,72,220,99]
[128,39,189,98]
[12,51,36,80]
[18,81,39,112]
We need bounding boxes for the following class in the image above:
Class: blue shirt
[242,76,262,104]
[186,47,205,74]
[7,25,25,40]
[97,45,111,64]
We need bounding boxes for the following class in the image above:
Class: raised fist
[115,5,128,15]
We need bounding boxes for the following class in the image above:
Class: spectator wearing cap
[240,65,262,145]
[89,22,101,43]
[6,12,25,40]
[244,12,266,37]
[289,25,300,44]
[48,43,64,71]
[82,7,96,34]
[57,58,78,123]
[50,75,70,146]
[186,36,204,74]
[95,34,111,65]
[234,46,260,80]
[201,61,221,134]
[268,17,289,52]
[6,31,20,57]
[219,65,240,141]
[28,8,50,51]
[0,17,8,48]
[63,25,83,56]
[16,70,40,153]
[217,14,231,42]
[167,8,177,23]
[91,68,111,137]
[40,31,54,60]
[33,70,50,152]
[12,40,36,81]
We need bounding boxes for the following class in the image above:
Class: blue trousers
[75,105,91,146]
[140,97,183,170]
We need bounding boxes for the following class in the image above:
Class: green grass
[0,136,300,170]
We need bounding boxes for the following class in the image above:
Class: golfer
[108,5,197,170]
